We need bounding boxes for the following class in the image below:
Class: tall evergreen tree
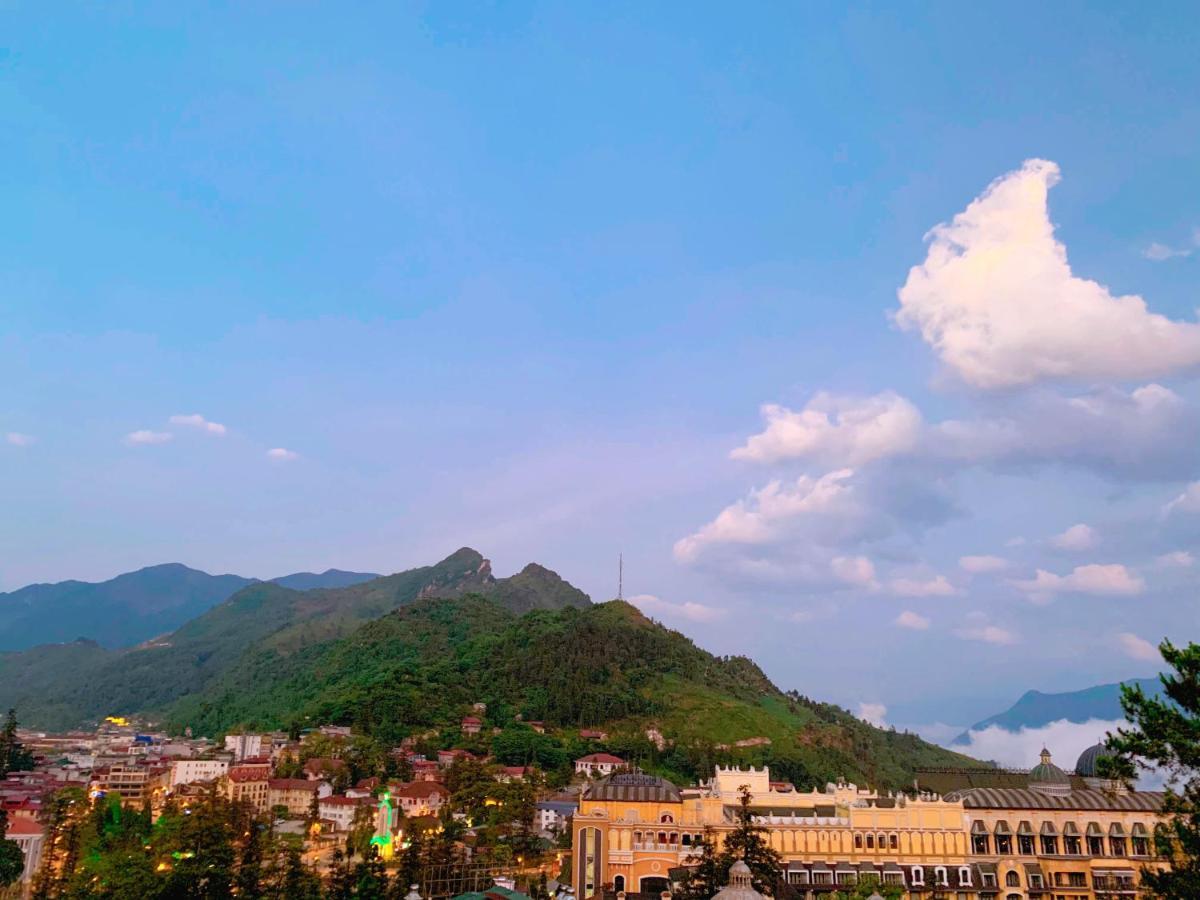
[720,787,783,895]
[1106,640,1200,899]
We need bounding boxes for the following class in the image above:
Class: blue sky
[3,2,1199,738]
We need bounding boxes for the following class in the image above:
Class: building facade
[571,755,1169,900]
[946,747,1166,899]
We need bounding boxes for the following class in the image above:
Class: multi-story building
[225,764,272,813]
[572,765,975,899]
[574,751,1171,900]
[945,746,1166,899]
[169,758,230,788]
[224,733,264,762]
[268,778,324,817]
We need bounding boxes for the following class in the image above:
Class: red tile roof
[576,753,624,765]
[6,818,43,836]
[268,778,318,792]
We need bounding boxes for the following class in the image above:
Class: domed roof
[1075,742,1113,777]
[1029,748,1071,794]
[711,860,763,900]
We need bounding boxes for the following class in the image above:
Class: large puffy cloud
[732,392,922,466]
[1050,523,1097,551]
[896,159,1200,389]
[1011,564,1144,599]
[674,466,958,589]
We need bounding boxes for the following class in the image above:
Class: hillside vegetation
[167,596,976,790]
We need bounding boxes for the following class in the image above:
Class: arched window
[889,833,898,850]
[613,876,626,893]
[682,834,691,846]
[854,833,863,849]
[866,834,874,849]
[934,866,948,886]
[660,814,674,824]
[657,831,666,844]
[1005,871,1020,887]
[669,832,678,845]
[959,867,972,886]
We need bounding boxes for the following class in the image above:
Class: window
[787,871,809,886]
[972,834,991,854]
[854,833,863,850]
[1006,871,1020,887]
[959,866,972,886]
[1018,834,1035,855]
[1087,835,1105,856]
[1110,837,1127,856]
[997,834,1013,854]
[1067,873,1085,887]
[981,872,996,888]
[889,833,899,850]
[1041,835,1058,855]
[1064,836,1081,855]
[910,868,925,886]
[811,872,832,885]
[866,833,874,850]
[877,833,886,851]
[883,872,903,886]
[935,866,948,886]
[1133,836,1150,856]
[837,871,857,885]
[681,834,691,846]
[660,814,673,824]
[613,876,625,893]
[1029,873,1044,889]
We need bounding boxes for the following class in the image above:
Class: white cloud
[959,555,1008,574]
[673,469,859,563]
[1012,563,1144,599]
[1117,632,1160,662]
[169,413,227,436]
[266,447,299,462]
[125,430,173,446]
[896,159,1200,389]
[5,432,34,447]
[732,391,922,466]
[628,593,726,624]
[890,574,957,597]
[954,719,1121,769]
[1142,241,1192,262]
[1050,523,1097,551]
[830,555,878,589]
[956,622,1019,645]
[1156,550,1194,568]
[1164,481,1200,516]
[895,610,931,630]
[858,702,888,727]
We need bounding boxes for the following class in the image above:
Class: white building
[224,733,264,761]
[574,753,624,777]
[5,818,44,883]
[536,798,578,834]
[319,795,368,831]
[170,758,230,787]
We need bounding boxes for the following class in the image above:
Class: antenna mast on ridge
[618,553,623,601]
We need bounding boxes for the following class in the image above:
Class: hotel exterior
[572,749,1166,899]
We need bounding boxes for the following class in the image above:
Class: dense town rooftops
[583,773,681,803]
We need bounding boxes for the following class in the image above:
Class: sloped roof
[946,786,1163,811]
[584,773,680,803]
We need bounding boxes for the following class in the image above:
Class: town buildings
[3,816,44,883]
[268,777,325,817]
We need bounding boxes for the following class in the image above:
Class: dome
[711,860,763,900]
[1075,742,1113,778]
[1029,748,1071,795]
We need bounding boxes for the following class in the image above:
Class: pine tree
[1106,640,1200,899]
[0,809,26,887]
[675,828,728,900]
[720,787,782,895]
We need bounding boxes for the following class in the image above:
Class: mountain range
[953,677,1163,744]
[0,547,974,789]
[0,563,379,651]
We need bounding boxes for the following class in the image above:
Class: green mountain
[0,563,255,651]
[953,678,1163,744]
[165,596,975,789]
[270,569,380,591]
[0,549,586,730]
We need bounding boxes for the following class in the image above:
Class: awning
[786,861,808,872]
[857,862,879,874]
[809,862,831,872]
[1131,822,1149,836]
[971,820,989,834]
[1087,822,1104,836]
[1023,863,1044,875]
[1109,822,1126,836]
[1040,821,1058,835]
[994,819,1012,834]
[1017,820,1034,835]
[882,863,904,874]
[1062,821,1080,836]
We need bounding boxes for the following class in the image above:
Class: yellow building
[573,766,978,899]
[573,753,1168,900]
[945,746,1166,899]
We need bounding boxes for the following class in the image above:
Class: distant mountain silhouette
[0,564,382,651]
[953,677,1163,744]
